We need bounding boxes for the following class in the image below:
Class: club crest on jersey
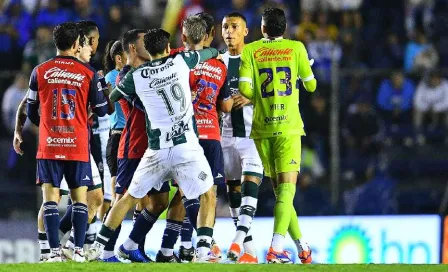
[165,120,190,142]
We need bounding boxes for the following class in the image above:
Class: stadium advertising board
[0,215,441,263]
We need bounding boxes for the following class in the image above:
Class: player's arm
[110,69,136,103]
[89,72,111,117]
[238,46,254,100]
[297,42,317,92]
[181,48,219,69]
[13,89,29,155]
[217,78,233,113]
[26,67,40,126]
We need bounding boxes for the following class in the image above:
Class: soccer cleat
[226,243,241,262]
[139,249,153,262]
[85,241,104,261]
[155,250,180,263]
[237,253,258,264]
[196,251,220,263]
[73,247,86,263]
[117,245,149,263]
[100,255,122,262]
[266,247,293,264]
[45,249,63,263]
[211,240,222,259]
[61,246,73,260]
[179,246,196,263]
[299,243,312,264]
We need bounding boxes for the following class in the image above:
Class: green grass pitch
[0,263,447,272]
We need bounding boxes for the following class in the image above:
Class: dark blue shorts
[36,159,93,189]
[200,139,225,185]
[116,158,170,195]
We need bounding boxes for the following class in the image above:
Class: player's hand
[216,54,224,61]
[191,91,198,101]
[102,82,112,96]
[309,59,314,66]
[233,94,251,110]
[13,130,24,155]
[97,70,104,78]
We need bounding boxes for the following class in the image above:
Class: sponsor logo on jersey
[193,62,223,80]
[142,61,174,78]
[44,67,86,81]
[54,60,74,65]
[149,73,178,88]
[196,118,213,125]
[254,47,293,62]
[51,126,75,133]
[264,115,288,124]
[46,137,77,147]
[165,120,190,142]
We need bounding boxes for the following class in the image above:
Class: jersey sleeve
[297,42,314,82]
[105,71,117,88]
[181,48,219,69]
[218,77,232,101]
[111,69,136,102]
[88,72,109,117]
[26,67,40,126]
[238,46,254,99]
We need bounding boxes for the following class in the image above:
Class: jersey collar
[262,36,284,41]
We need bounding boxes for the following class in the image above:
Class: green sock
[273,186,301,239]
[273,183,296,236]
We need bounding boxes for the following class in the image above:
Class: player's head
[222,12,248,48]
[196,12,215,46]
[53,22,80,54]
[76,20,100,54]
[122,29,150,61]
[103,40,126,73]
[77,34,93,63]
[182,15,207,48]
[144,28,171,58]
[261,7,286,38]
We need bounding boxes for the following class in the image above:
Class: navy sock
[180,216,193,244]
[182,197,199,230]
[129,208,158,244]
[161,219,182,249]
[71,203,88,248]
[59,204,73,234]
[138,235,146,254]
[133,210,141,224]
[104,224,121,251]
[43,201,60,249]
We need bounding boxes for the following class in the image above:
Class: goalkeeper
[238,7,316,264]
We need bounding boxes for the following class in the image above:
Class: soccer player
[220,12,264,264]
[99,29,171,263]
[238,7,316,264]
[86,28,219,263]
[59,21,110,257]
[156,14,232,263]
[26,22,110,262]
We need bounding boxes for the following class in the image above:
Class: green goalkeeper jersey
[239,37,315,139]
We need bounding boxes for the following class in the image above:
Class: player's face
[78,42,93,63]
[222,17,248,47]
[88,28,100,55]
[135,33,150,61]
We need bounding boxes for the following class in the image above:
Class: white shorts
[102,156,113,201]
[128,142,213,200]
[221,136,264,180]
[60,154,102,195]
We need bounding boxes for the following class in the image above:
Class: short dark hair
[122,29,146,53]
[144,28,170,56]
[76,20,98,37]
[262,7,286,37]
[224,11,247,24]
[53,22,79,51]
[183,15,207,45]
[196,12,214,34]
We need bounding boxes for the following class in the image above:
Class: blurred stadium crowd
[1,0,448,219]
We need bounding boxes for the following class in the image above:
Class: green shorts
[254,136,301,178]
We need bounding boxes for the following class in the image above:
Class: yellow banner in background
[161,0,184,39]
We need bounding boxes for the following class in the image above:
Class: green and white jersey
[115,49,218,150]
[221,49,253,138]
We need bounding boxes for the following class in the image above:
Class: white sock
[243,239,257,257]
[196,246,210,257]
[123,237,139,250]
[294,240,303,254]
[181,241,192,249]
[87,223,97,235]
[101,250,115,259]
[161,248,174,256]
[271,233,285,253]
[65,230,75,249]
[196,235,213,257]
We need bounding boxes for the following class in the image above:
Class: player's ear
[166,43,170,54]
[115,55,122,65]
[244,27,249,37]
[181,33,187,44]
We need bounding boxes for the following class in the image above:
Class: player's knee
[201,188,217,206]
[147,194,169,215]
[87,188,103,208]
